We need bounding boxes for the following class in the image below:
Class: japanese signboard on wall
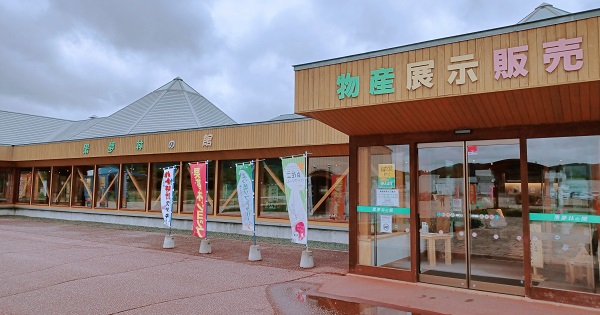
[335,36,584,100]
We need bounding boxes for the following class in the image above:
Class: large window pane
[258,159,287,218]
[182,161,215,215]
[51,167,71,206]
[32,168,50,205]
[528,136,599,294]
[17,168,32,204]
[357,146,411,269]
[72,166,94,207]
[150,163,179,213]
[121,163,148,211]
[308,156,349,221]
[218,160,244,215]
[95,165,119,209]
[0,169,14,203]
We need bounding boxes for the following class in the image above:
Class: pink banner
[190,163,207,238]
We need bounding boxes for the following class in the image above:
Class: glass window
[308,156,349,221]
[528,136,599,294]
[32,168,50,205]
[17,168,32,204]
[72,165,94,207]
[121,163,148,211]
[0,169,14,203]
[182,161,215,215]
[150,163,179,213]
[357,145,411,269]
[218,160,245,215]
[51,167,71,206]
[258,159,287,218]
[95,165,119,209]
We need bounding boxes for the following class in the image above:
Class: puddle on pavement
[306,295,442,315]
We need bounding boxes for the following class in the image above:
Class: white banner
[282,156,308,245]
[161,166,176,227]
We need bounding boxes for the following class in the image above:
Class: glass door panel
[418,140,525,295]
[418,142,467,287]
[466,140,524,295]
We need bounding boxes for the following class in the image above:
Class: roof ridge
[0,109,76,122]
[126,88,170,134]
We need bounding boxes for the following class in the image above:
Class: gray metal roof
[518,3,570,24]
[0,110,73,145]
[70,78,236,140]
[268,113,308,121]
[0,78,238,145]
[294,6,600,71]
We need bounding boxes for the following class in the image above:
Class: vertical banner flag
[190,163,207,238]
[161,166,176,227]
[282,156,308,244]
[236,163,255,232]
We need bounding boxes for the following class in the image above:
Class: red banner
[190,163,207,238]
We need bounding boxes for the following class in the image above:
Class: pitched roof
[517,3,570,24]
[0,110,73,145]
[0,78,237,145]
[70,77,236,140]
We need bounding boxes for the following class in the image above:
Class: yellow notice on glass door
[378,164,395,189]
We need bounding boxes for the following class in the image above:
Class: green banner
[529,213,600,224]
[357,206,410,215]
[236,163,255,232]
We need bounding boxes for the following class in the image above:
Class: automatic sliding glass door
[418,140,524,295]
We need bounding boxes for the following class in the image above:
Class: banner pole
[252,161,257,246]
[304,151,309,252]
[205,160,209,239]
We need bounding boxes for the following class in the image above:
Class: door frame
[417,139,525,295]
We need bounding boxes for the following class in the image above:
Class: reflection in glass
[467,143,523,289]
[258,159,287,218]
[528,136,599,294]
[17,168,32,203]
[0,169,14,203]
[150,163,179,213]
[72,166,94,207]
[32,168,50,205]
[218,160,244,215]
[308,156,350,221]
[121,164,148,210]
[182,162,215,214]
[418,145,466,280]
[357,145,411,270]
[51,167,71,206]
[95,165,119,208]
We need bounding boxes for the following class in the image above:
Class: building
[294,3,599,308]
[0,3,598,308]
[0,77,350,243]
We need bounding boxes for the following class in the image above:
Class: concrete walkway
[0,217,598,314]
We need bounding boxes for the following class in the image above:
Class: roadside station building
[0,78,350,243]
[0,3,598,309]
[293,3,599,308]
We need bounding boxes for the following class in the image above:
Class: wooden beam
[125,168,146,203]
[53,173,72,203]
[311,167,349,214]
[99,174,118,202]
[263,162,285,192]
[76,169,92,198]
[222,188,238,208]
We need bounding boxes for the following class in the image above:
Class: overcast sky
[0,1,598,124]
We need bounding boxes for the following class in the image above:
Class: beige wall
[11,119,348,162]
[296,16,600,113]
